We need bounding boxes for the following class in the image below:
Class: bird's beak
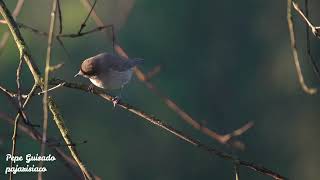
[74,71,82,77]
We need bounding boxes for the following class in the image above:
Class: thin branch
[145,65,162,81]
[80,0,116,50]
[292,1,320,38]
[222,121,254,143]
[0,1,94,179]
[0,1,286,179]
[48,63,64,72]
[0,111,101,180]
[38,1,58,179]
[0,82,66,98]
[303,0,320,80]
[61,24,114,38]
[46,140,88,147]
[0,82,30,126]
[78,0,97,34]
[80,0,252,150]
[57,0,62,34]
[37,82,66,95]
[234,163,240,180]
[16,54,23,115]
[0,0,24,55]
[287,0,317,95]
[1,21,114,56]
[50,78,287,180]
[9,53,25,180]
[0,84,28,98]
[11,22,113,39]
[16,23,49,36]
[9,84,38,180]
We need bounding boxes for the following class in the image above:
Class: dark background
[1,0,320,179]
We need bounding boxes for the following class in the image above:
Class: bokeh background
[1,0,320,179]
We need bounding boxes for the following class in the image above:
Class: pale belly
[89,69,133,90]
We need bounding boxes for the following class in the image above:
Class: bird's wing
[112,58,143,71]
[98,53,143,72]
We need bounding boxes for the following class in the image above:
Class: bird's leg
[111,96,119,107]
[87,84,95,93]
[111,86,124,107]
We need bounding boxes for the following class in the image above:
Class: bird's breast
[89,69,133,89]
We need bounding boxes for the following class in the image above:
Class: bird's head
[74,59,98,78]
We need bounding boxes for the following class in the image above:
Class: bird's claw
[112,96,120,107]
[87,84,95,93]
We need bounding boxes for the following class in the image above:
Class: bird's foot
[112,96,120,107]
[87,84,95,93]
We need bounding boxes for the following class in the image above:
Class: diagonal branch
[292,1,320,38]
[0,1,94,179]
[0,83,30,125]
[1,13,253,148]
[80,0,252,150]
[0,111,101,180]
[0,0,24,55]
[50,78,287,180]
[0,1,287,179]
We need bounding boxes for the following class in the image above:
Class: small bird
[74,52,143,105]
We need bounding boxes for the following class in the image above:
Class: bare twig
[5,84,40,176]
[234,163,240,180]
[287,0,317,95]
[0,111,101,180]
[0,1,94,179]
[37,82,66,95]
[145,65,162,81]
[11,21,113,39]
[80,0,252,150]
[9,53,25,180]
[222,121,254,143]
[292,1,320,38]
[50,78,287,180]
[57,0,62,34]
[61,24,114,38]
[0,83,30,126]
[0,1,286,179]
[0,82,66,99]
[9,85,38,180]
[38,1,58,179]
[46,140,88,147]
[303,0,320,80]
[48,63,64,72]
[0,0,24,55]
[0,85,20,97]
[78,0,97,34]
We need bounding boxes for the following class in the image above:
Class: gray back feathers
[81,53,143,76]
